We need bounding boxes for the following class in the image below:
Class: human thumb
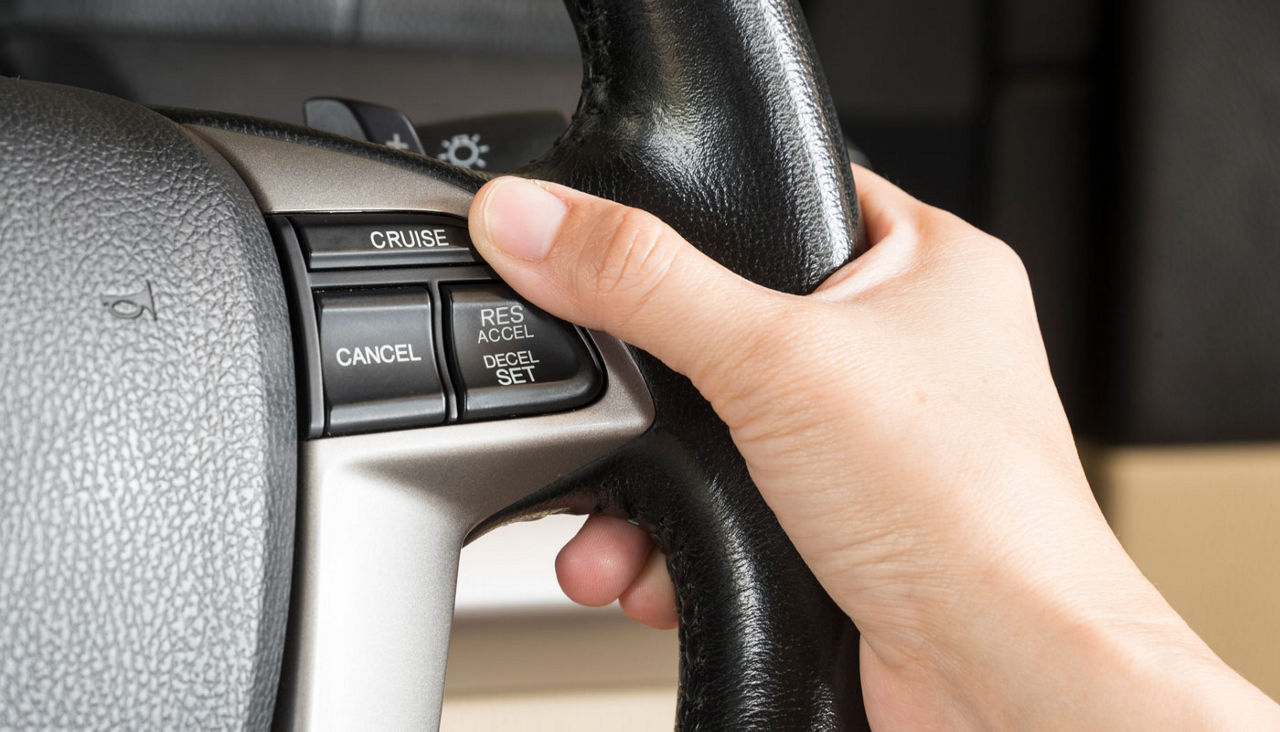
[468,176,788,387]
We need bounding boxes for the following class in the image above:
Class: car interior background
[1,0,1276,728]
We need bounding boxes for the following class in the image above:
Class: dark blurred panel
[808,0,981,118]
[358,0,576,57]
[987,80,1097,429]
[0,1,581,128]
[998,0,1101,66]
[1104,0,1280,442]
[806,0,982,220]
[1,0,578,56]
[1,33,581,125]
[3,0,349,39]
[844,120,982,221]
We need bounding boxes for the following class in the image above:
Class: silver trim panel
[188,126,475,216]
[279,337,652,730]
[186,124,655,731]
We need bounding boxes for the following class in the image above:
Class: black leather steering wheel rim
[498,0,869,726]
[0,0,868,728]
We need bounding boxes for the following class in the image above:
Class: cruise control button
[318,288,445,435]
[293,213,477,269]
[444,284,603,421]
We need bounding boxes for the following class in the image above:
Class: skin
[467,167,1280,729]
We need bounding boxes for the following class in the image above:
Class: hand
[468,168,1280,728]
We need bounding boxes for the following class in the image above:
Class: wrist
[941,548,1280,730]
[1039,602,1278,730]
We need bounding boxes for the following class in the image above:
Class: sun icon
[438,133,491,169]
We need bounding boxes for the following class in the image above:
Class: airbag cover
[0,80,294,730]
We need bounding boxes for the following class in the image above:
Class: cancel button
[318,288,446,435]
[444,284,603,421]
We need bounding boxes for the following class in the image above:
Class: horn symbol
[100,281,156,321]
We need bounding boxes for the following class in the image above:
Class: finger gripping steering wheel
[0,0,868,728]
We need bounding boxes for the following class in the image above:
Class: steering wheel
[0,0,868,728]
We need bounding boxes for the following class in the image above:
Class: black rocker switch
[443,283,602,421]
[304,97,425,154]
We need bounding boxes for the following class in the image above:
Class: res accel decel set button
[444,283,603,420]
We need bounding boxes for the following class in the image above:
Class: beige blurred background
[1093,444,1280,701]
[441,514,678,730]
[441,446,1280,729]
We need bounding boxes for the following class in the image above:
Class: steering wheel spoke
[281,334,651,729]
